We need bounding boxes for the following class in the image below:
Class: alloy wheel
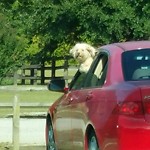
[47,123,56,150]
[88,131,99,150]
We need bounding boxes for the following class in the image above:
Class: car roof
[100,41,150,52]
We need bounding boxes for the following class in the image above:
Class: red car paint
[46,41,150,150]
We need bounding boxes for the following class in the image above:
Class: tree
[0,12,28,83]
[0,0,150,79]
[14,0,150,60]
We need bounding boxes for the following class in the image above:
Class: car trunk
[141,86,150,123]
[120,81,150,122]
[131,81,150,122]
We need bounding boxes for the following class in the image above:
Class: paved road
[0,85,48,91]
[0,118,46,145]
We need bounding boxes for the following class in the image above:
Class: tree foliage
[0,0,150,83]
[0,11,28,82]
[16,0,150,59]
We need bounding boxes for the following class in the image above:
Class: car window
[69,71,87,90]
[84,53,108,88]
[122,49,150,81]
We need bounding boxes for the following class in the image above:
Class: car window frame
[83,51,108,88]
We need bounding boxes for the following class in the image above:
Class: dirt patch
[0,143,45,150]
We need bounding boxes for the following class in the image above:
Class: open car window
[69,71,87,90]
[69,52,108,90]
[84,53,108,88]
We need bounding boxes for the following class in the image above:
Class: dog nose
[76,51,80,56]
[76,53,80,58]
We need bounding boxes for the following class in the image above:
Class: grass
[0,88,63,117]
[0,90,63,103]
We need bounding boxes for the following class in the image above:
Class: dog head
[70,43,97,63]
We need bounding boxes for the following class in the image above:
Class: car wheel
[47,122,57,150]
[88,131,99,150]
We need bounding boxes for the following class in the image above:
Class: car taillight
[118,102,143,115]
[143,101,150,114]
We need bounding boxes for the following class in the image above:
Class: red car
[46,41,150,150]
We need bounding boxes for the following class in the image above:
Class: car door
[70,52,109,150]
[53,71,87,150]
[53,92,73,150]
[69,88,89,150]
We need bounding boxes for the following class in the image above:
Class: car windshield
[122,49,150,81]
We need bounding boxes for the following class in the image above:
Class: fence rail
[0,102,51,108]
[14,56,78,85]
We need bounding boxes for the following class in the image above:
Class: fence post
[30,68,34,85]
[51,59,56,78]
[13,95,20,150]
[21,68,25,85]
[41,61,45,85]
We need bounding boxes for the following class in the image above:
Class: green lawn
[0,89,63,117]
[0,90,63,103]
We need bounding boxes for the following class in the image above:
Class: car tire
[47,121,57,150]
[88,131,99,150]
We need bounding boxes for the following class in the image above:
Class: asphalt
[0,118,46,145]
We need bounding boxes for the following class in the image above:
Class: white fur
[70,43,97,73]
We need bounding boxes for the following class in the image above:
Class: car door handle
[65,97,74,105]
[69,97,73,102]
[86,92,93,100]
[68,96,78,102]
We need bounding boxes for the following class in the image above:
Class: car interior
[132,55,150,80]
[122,49,150,81]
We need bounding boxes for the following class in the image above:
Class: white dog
[70,43,97,73]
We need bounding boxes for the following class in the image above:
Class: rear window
[122,49,150,81]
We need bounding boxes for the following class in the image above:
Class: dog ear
[69,43,80,59]
[69,47,76,58]
[86,44,97,58]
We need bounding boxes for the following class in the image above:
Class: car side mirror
[48,78,65,92]
[64,87,69,94]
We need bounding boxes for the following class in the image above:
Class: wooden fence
[14,56,77,85]
[0,96,50,150]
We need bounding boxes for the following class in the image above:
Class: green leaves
[0,0,150,84]
[0,12,28,83]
